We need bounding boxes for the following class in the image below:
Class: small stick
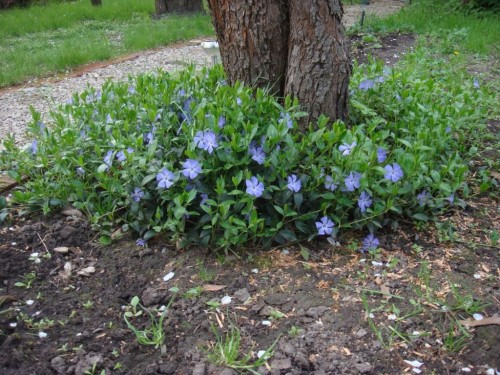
[37,232,49,253]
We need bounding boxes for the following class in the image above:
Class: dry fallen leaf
[380,284,391,301]
[202,284,226,292]
[77,266,96,276]
[459,316,500,327]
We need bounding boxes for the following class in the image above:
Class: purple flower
[194,131,206,149]
[199,131,218,154]
[178,88,186,97]
[236,97,242,106]
[359,79,374,90]
[155,112,162,122]
[30,139,38,155]
[246,176,264,198]
[287,175,301,192]
[116,151,126,162]
[218,116,226,128]
[103,151,113,168]
[144,132,154,145]
[446,193,455,204]
[417,190,431,206]
[249,146,265,165]
[375,76,385,83]
[445,126,451,133]
[395,92,402,101]
[280,112,293,129]
[377,147,387,163]
[324,175,338,191]
[473,78,479,89]
[66,97,73,105]
[345,172,362,192]
[200,193,209,206]
[76,167,85,176]
[358,191,372,213]
[136,238,146,247]
[131,187,144,202]
[128,85,136,94]
[384,163,404,182]
[362,234,380,252]
[156,168,175,189]
[339,142,356,156]
[106,114,112,123]
[182,159,202,179]
[316,216,335,236]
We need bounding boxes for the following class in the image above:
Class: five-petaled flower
[316,216,335,236]
[249,146,265,165]
[194,130,218,154]
[377,147,387,163]
[417,190,431,206]
[345,172,362,192]
[358,191,372,213]
[131,187,144,202]
[246,176,264,198]
[76,167,85,176]
[362,233,380,252]
[287,175,301,192]
[182,159,202,180]
[218,116,226,128]
[30,139,38,155]
[324,175,338,191]
[384,163,404,182]
[103,151,113,169]
[157,168,175,189]
[136,238,146,247]
[359,79,374,90]
[339,142,356,156]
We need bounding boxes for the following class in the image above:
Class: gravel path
[0,0,404,146]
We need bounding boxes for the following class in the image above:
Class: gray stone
[233,288,251,303]
[50,356,66,374]
[354,362,372,374]
[355,328,368,338]
[264,293,289,306]
[141,287,164,306]
[259,305,274,316]
[191,363,206,375]
[294,353,310,369]
[306,306,330,319]
[270,358,292,370]
[158,362,176,374]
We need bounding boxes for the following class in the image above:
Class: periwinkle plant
[0,49,488,249]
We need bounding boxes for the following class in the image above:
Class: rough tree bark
[207,0,351,125]
[155,0,203,16]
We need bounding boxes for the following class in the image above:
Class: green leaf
[299,245,310,261]
[412,213,429,221]
[99,235,112,245]
[278,229,297,242]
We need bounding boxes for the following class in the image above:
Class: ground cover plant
[0,40,492,252]
[0,0,213,87]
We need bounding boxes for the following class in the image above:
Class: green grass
[361,0,500,55]
[0,0,214,87]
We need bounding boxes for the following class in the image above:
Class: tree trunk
[207,0,351,126]
[156,0,203,16]
[90,0,102,6]
[285,0,351,123]
[207,0,289,95]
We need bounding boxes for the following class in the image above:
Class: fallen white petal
[163,271,175,282]
[251,268,259,274]
[412,369,421,374]
[38,331,47,338]
[461,368,471,373]
[281,249,290,255]
[371,261,383,266]
[9,322,17,328]
[261,320,272,326]
[158,305,166,311]
[368,313,375,319]
[221,296,232,305]
[473,273,481,279]
[30,252,39,257]
[26,300,35,305]
[404,360,423,368]
[388,314,397,321]
[472,313,483,321]
[257,350,267,359]
[11,242,17,246]
[34,258,41,264]
[412,331,420,336]
[359,258,366,263]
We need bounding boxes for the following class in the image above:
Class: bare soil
[1,34,499,375]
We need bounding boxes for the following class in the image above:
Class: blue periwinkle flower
[279,112,293,129]
[236,97,242,106]
[377,147,387,163]
[359,79,374,90]
[76,167,85,176]
[116,151,126,162]
[358,191,372,213]
[287,175,301,193]
[200,193,209,207]
[218,116,226,128]
[345,172,362,192]
[324,175,338,191]
[103,151,113,169]
[362,234,380,252]
[30,139,38,155]
[417,190,431,206]
[246,176,264,198]
[136,238,146,247]
[106,114,112,123]
[157,168,175,189]
[316,216,335,236]
[339,142,356,156]
[131,187,144,202]
[446,193,455,204]
[384,163,404,182]
[128,85,136,94]
[249,146,265,165]
[473,78,479,89]
[182,159,202,180]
